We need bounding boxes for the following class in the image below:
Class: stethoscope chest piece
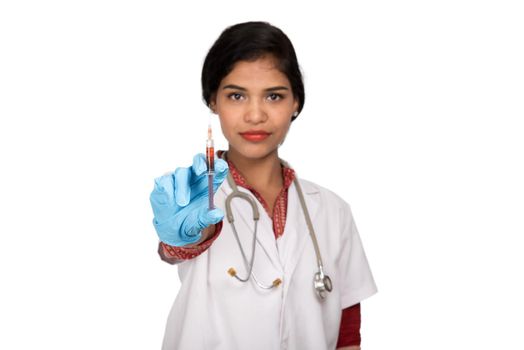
[314,271,333,299]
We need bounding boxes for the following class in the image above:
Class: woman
[150,21,377,350]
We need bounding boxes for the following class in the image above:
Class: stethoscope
[221,153,333,300]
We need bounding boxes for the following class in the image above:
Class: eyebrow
[222,84,289,92]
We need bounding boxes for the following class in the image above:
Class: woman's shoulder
[297,177,352,211]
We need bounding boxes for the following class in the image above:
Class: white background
[1,0,523,349]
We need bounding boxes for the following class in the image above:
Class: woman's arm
[158,223,222,264]
[337,303,361,348]
[337,346,360,350]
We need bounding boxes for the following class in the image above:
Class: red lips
[239,130,271,142]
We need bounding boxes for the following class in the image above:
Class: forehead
[219,56,291,89]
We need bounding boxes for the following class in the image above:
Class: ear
[209,94,217,114]
[292,99,299,114]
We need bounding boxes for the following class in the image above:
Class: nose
[244,99,268,124]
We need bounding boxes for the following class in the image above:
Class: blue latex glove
[150,153,228,246]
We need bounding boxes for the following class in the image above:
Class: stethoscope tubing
[221,152,332,298]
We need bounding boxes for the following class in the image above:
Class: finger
[152,174,175,205]
[174,167,191,206]
[150,175,175,222]
[192,153,207,176]
[189,153,212,196]
[177,207,203,244]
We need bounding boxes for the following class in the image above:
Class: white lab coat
[162,177,377,350]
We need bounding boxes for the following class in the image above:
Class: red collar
[217,151,295,191]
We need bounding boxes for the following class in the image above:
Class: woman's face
[211,55,299,162]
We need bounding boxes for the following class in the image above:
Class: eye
[267,93,283,101]
[228,93,244,101]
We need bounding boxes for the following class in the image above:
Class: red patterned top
[226,156,295,238]
[157,153,361,347]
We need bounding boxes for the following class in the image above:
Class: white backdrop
[1,1,523,349]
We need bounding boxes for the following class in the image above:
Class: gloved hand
[150,153,228,246]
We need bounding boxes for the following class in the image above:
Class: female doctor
[150,22,377,350]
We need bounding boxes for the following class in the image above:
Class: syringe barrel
[208,173,215,210]
[206,139,215,173]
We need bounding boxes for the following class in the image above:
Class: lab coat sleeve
[338,204,377,309]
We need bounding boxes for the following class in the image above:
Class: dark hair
[201,21,305,121]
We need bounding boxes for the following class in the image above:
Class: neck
[226,148,283,190]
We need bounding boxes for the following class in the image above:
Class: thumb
[213,158,229,190]
[199,207,225,228]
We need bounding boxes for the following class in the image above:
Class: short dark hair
[201,21,305,121]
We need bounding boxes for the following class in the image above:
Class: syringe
[206,123,215,210]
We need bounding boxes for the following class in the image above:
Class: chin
[230,143,279,160]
